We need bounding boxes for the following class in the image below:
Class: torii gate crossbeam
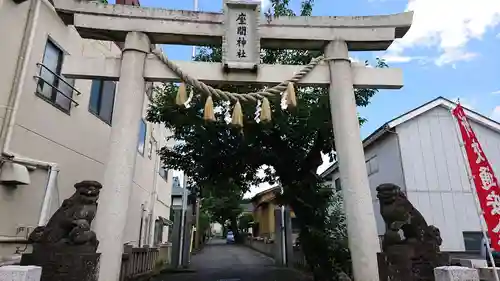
[61,55,404,89]
[54,0,412,50]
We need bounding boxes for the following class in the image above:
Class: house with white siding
[320,96,500,253]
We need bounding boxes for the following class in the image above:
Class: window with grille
[36,40,75,113]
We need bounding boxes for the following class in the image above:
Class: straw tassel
[204,95,215,121]
[176,83,188,106]
[260,97,272,122]
[231,100,244,127]
[286,82,297,108]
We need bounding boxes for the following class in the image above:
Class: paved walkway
[154,239,312,281]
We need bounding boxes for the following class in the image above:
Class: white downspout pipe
[38,165,59,225]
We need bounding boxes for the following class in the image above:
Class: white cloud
[349,57,361,63]
[386,0,500,66]
[381,54,433,65]
[491,106,500,121]
[434,49,478,66]
[382,54,415,63]
[491,90,500,94]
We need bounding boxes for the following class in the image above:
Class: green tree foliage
[198,181,245,241]
[147,0,386,279]
[198,210,211,243]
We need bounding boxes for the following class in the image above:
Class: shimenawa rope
[151,49,324,103]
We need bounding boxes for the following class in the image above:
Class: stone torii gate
[54,1,412,280]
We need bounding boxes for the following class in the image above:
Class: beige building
[0,0,173,263]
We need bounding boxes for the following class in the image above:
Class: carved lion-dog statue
[28,180,102,251]
[376,183,444,281]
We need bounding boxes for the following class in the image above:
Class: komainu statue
[376,183,447,281]
[28,180,101,251]
[21,181,102,281]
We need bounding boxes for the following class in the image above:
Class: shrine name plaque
[222,0,261,72]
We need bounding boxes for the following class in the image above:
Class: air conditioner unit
[0,162,31,186]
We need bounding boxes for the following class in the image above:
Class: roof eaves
[251,185,281,201]
[387,96,500,134]
[319,96,500,179]
[318,97,446,178]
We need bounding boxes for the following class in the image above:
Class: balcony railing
[34,63,81,107]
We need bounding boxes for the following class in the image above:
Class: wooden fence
[244,237,276,258]
[119,245,159,281]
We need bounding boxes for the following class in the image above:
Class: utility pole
[178,175,188,266]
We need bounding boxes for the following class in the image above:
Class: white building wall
[0,0,173,257]
[154,122,174,243]
[396,105,500,251]
[325,104,500,252]
[0,1,122,252]
[124,94,173,247]
[328,133,405,240]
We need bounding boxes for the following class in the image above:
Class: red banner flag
[452,103,500,251]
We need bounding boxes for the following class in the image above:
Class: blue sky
[111,0,500,196]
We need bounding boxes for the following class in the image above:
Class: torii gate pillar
[326,40,380,281]
[93,32,150,281]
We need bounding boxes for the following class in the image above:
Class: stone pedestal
[477,267,500,281]
[181,207,194,267]
[283,207,294,267]
[170,207,183,268]
[20,248,100,281]
[434,266,479,281]
[273,207,284,266]
[0,266,41,281]
[377,250,449,281]
[451,259,487,269]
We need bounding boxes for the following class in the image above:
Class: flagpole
[450,107,500,281]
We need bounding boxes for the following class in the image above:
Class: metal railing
[34,63,81,107]
[119,245,159,281]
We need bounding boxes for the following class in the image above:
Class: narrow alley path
[154,238,313,281]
